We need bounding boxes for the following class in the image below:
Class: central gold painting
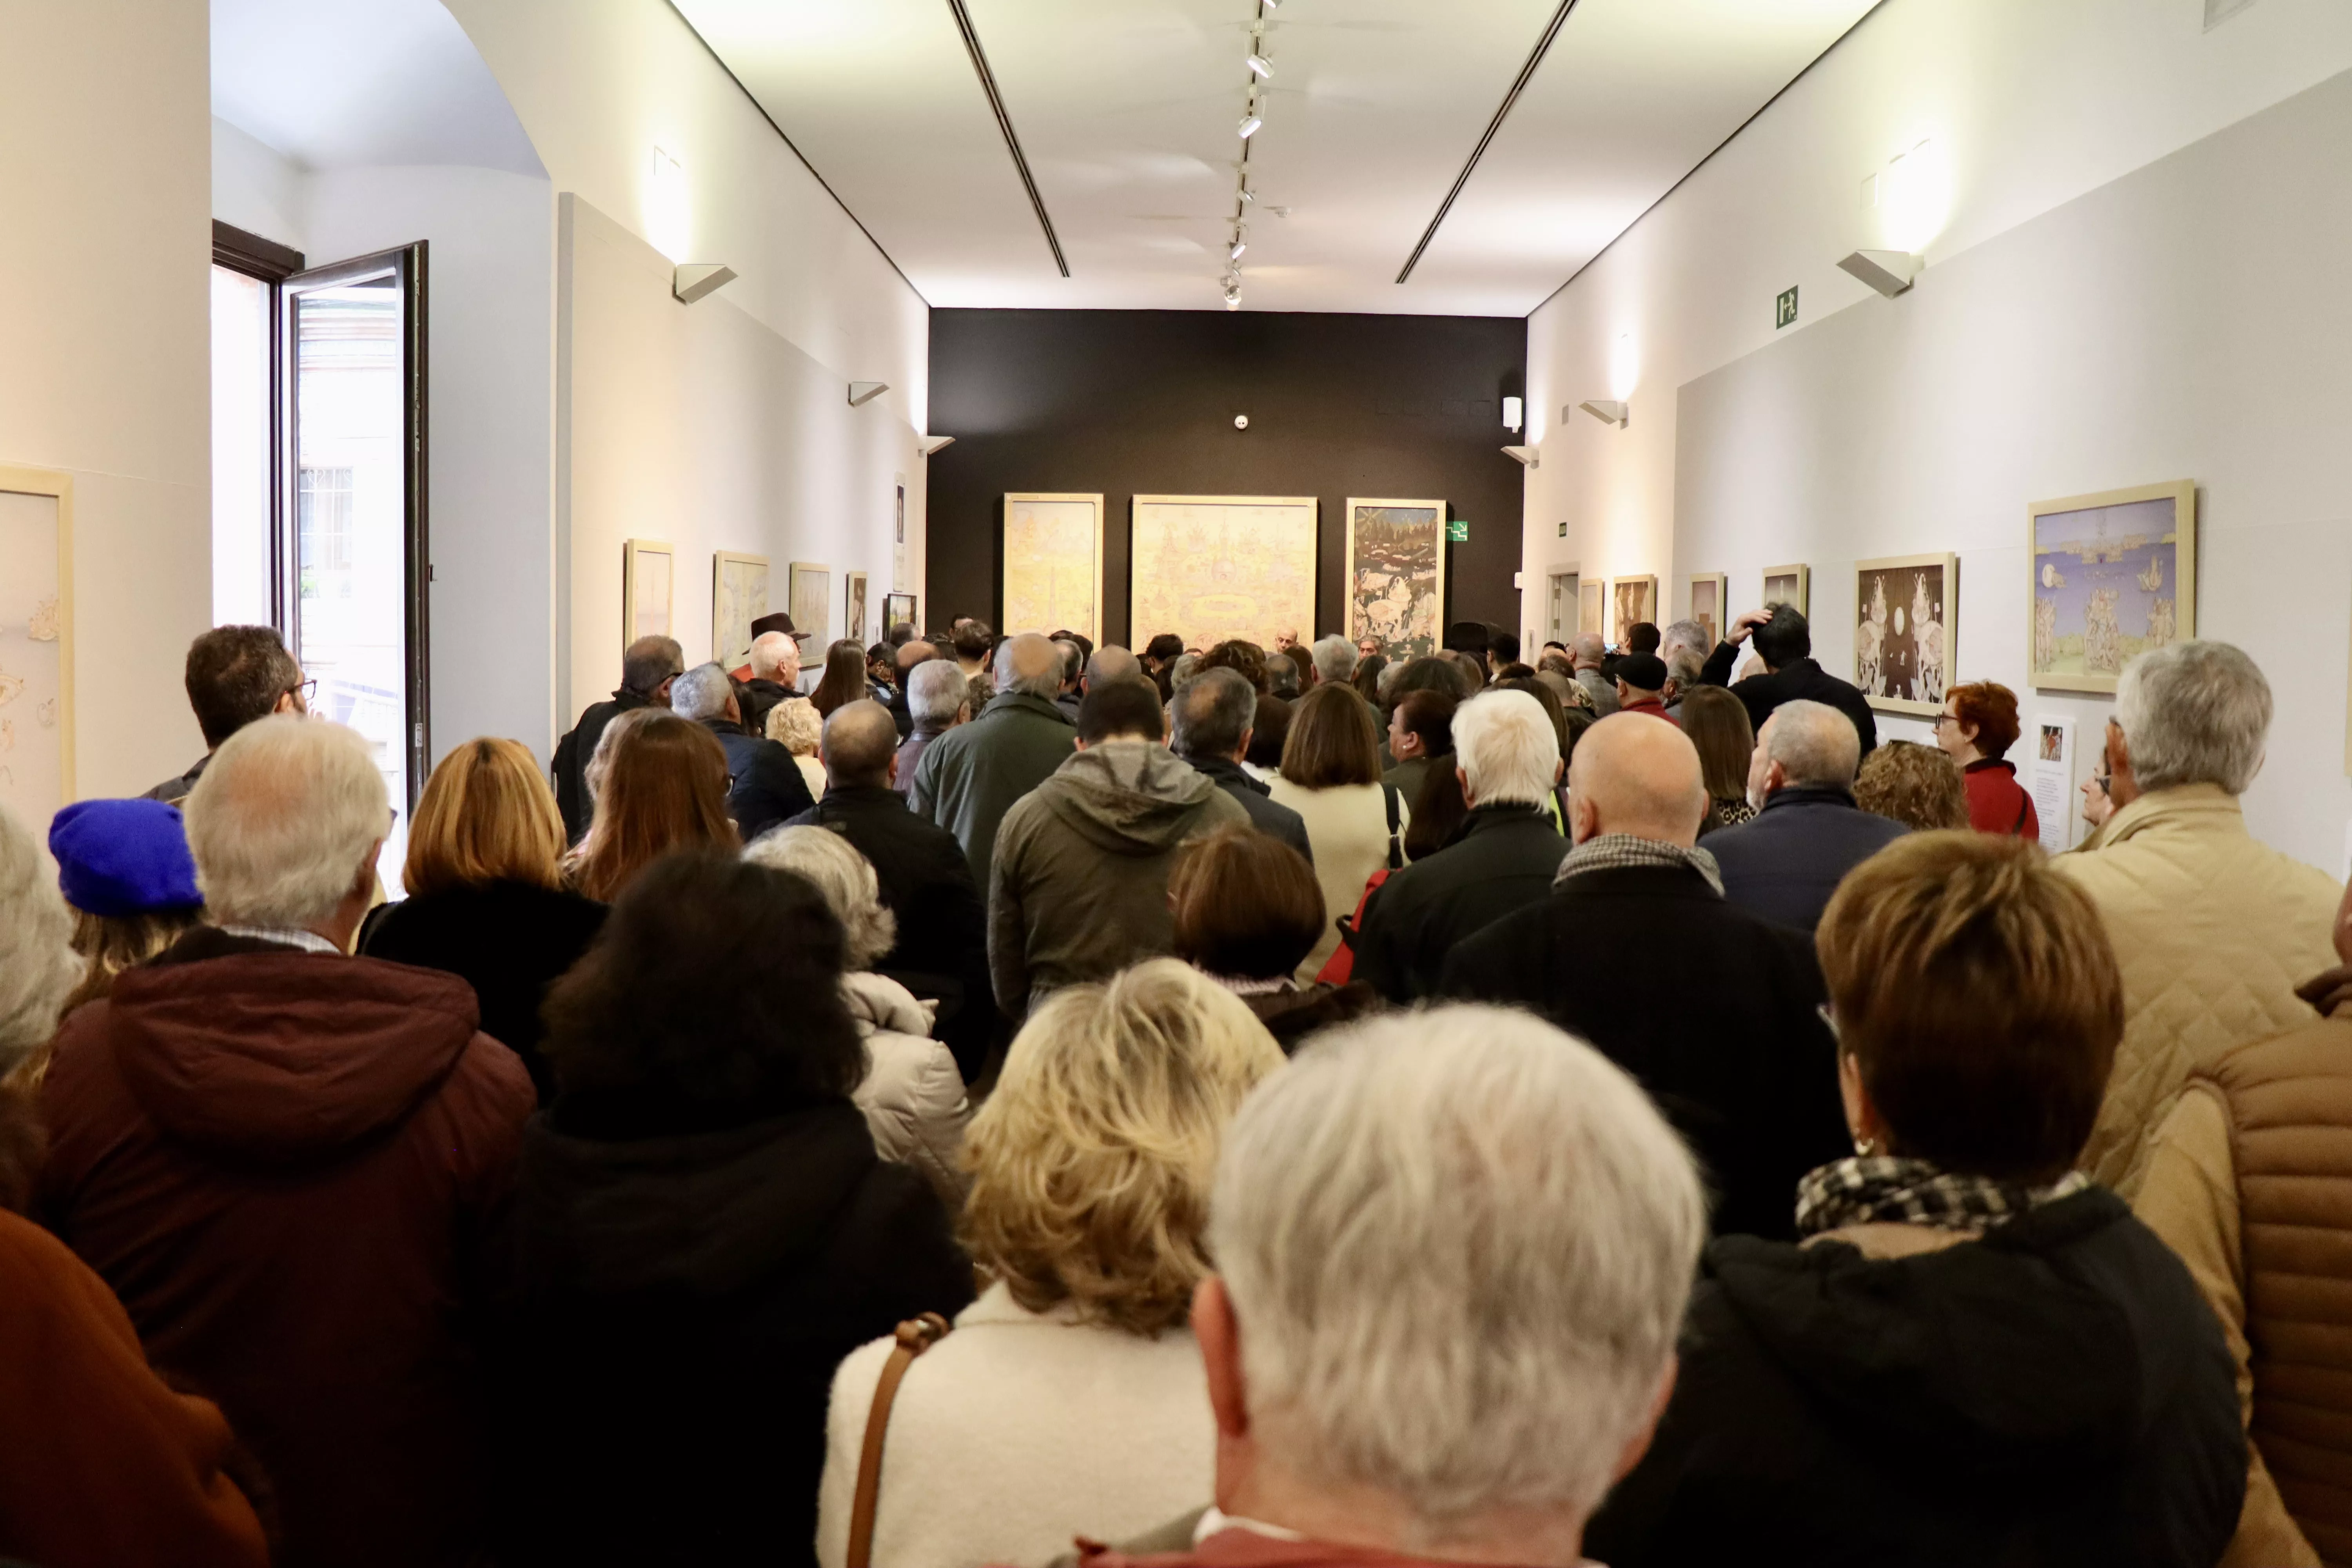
[1129,494,1318,652]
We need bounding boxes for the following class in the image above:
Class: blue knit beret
[48,799,204,917]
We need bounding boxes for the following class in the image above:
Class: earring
[1853,1136,1878,1157]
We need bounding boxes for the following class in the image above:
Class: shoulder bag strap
[1383,781,1403,869]
[845,1312,954,1568]
[2013,789,2031,836]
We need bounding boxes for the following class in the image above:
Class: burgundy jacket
[1962,757,2039,839]
[38,928,535,1568]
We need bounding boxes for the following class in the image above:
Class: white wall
[1526,0,2352,871]
[2,0,213,797]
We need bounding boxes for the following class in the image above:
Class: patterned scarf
[1795,1154,2089,1238]
[1552,832,1724,896]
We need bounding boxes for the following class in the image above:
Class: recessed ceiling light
[1247,54,1273,79]
[1238,114,1263,139]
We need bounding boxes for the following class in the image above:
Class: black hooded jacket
[1586,1187,2245,1568]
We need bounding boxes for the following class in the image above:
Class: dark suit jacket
[1180,754,1314,864]
[1698,646,1878,755]
[699,719,815,846]
[1703,785,1908,936]
[1439,862,1848,1240]
[782,785,991,1081]
[1354,805,1565,1003]
[551,690,659,843]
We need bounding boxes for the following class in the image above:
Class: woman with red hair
[1935,681,2040,838]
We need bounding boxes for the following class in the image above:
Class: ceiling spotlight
[1225,290,1241,311]
[1238,113,1263,139]
[1261,0,1278,10]
[1247,54,1273,79]
[1230,240,1247,261]
[1239,188,1255,205]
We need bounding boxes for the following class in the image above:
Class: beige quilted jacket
[2055,783,2340,1199]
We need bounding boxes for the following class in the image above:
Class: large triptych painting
[1002,492,1104,642]
[0,468,72,835]
[2029,480,2194,695]
[1855,552,1957,715]
[1129,495,1317,652]
[1344,498,1446,662]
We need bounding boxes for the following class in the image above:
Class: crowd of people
[0,595,2340,1568]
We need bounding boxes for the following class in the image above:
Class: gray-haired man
[670,661,813,842]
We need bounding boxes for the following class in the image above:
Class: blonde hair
[765,696,822,757]
[961,959,1283,1334]
[741,826,897,969]
[1853,740,1967,832]
[404,737,567,896]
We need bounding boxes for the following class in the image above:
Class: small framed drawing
[2028,479,2195,695]
[788,562,832,646]
[883,592,918,633]
[844,572,869,645]
[1763,563,1809,618]
[711,550,769,667]
[1609,575,1657,646]
[0,464,76,831]
[1854,552,1957,715]
[1578,579,1604,642]
[1686,573,1728,650]
[623,539,675,644]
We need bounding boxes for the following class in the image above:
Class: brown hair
[60,907,203,1014]
[1170,825,1325,980]
[1948,681,2022,759]
[567,714,739,903]
[1677,686,1755,802]
[1855,740,1969,831]
[1393,689,1457,759]
[809,639,869,718]
[404,737,568,897]
[1280,682,1382,789]
[1817,832,2121,1182]
[1198,639,1270,695]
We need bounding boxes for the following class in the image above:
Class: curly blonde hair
[765,697,822,757]
[960,959,1283,1335]
[1855,739,1968,831]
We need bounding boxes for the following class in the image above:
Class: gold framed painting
[1578,579,1604,642]
[1608,575,1657,646]
[789,562,832,646]
[0,464,75,828]
[623,538,675,645]
[1002,493,1104,642]
[711,550,769,667]
[1855,552,1958,715]
[1129,495,1317,651]
[1344,497,1446,662]
[1763,563,1810,618]
[844,572,869,646]
[2029,479,2194,695]
[1686,573,1728,650]
[883,592,918,633]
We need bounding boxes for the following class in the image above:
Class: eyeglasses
[1930,713,1960,730]
[289,678,319,706]
[1815,1002,1840,1041]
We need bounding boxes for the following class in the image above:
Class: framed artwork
[1610,575,1657,646]
[789,562,832,646]
[2029,479,2195,695]
[883,591,918,633]
[1855,552,1958,715]
[710,550,769,667]
[1686,573,1728,650]
[0,465,74,832]
[1578,580,1604,642]
[1345,497,1446,661]
[845,572,869,645]
[623,538,675,644]
[1002,492,1104,642]
[1763,563,1810,618]
[1129,495,1317,651]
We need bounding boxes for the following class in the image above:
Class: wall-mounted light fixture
[1501,396,1523,433]
[1502,445,1539,468]
[1578,400,1629,428]
[918,435,956,456]
[848,381,891,407]
[672,263,736,305]
[1838,249,1920,298]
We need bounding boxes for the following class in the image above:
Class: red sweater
[1963,758,2038,839]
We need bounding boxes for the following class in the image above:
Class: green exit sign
[1446,519,1469,543]
[1775,285,1799,329]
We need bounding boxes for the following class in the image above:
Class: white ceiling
[673,0,1878,314]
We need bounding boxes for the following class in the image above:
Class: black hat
[1615,652,1668,693]
[1443,620,1492,654]
[750,612,811,642]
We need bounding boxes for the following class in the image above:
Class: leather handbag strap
[845,1312,953,1568]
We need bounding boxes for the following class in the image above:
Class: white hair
[1309,634,1358,684]
[669,662,734,722]
[2115,639,2271,795]
[185,717,388,929]
[1451,689,1558,807]
[1212,1007,1704,1536]
[1764,699,1860,788]
[907,659,969,726]
[743,825,898,970]
[0,804,83,1080]
[749,631,797,681]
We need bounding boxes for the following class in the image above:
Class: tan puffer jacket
[841,971,970,1210]
[2054,784,2340,1198]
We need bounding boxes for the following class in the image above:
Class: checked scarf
[1795,1155,2089,1238]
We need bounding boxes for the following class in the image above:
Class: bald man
[907,631,1078,898]
[784,700,992,1079]
[1439,713,1847,1239]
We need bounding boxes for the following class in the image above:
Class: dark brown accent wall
[925,309,1526,648]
